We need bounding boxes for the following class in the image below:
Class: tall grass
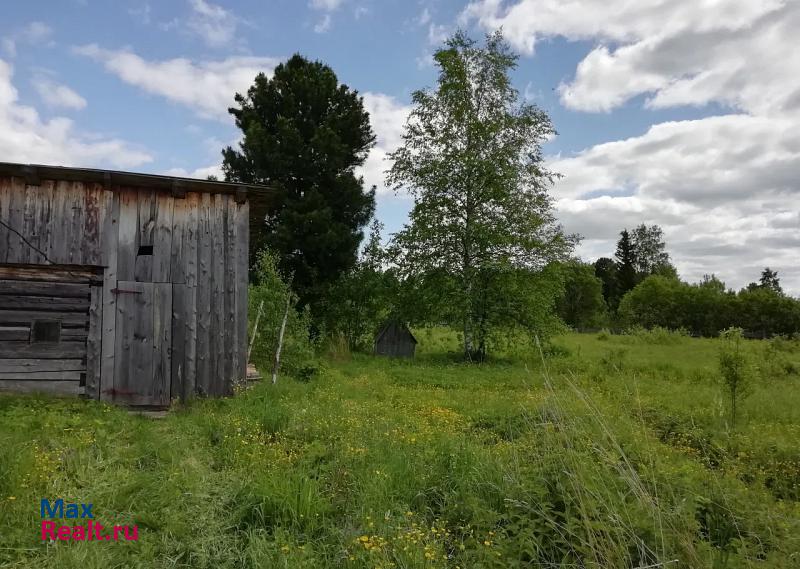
[0,331,798,567]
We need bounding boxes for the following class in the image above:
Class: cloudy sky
[2,0,798,293]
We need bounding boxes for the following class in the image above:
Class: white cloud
[549,113,800,292]
[163,164,223,180]
[358,92,412,195]
[186,0,239,47]
[128,3,152,24]
[32,75,87,110]
[0,59,151,169]
[314,14,332,33]
[2,22,53,57]
[310,0,344,10]
[417,7,432,26]
[461,0,800,293]
[74,44,277,120]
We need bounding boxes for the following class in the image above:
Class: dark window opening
[137,245,154,256]
[31,320,61,343]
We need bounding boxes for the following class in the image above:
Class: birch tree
[387,31,574,360]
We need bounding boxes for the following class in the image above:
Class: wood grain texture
[0,343,86,359]
[86,283,102,399]
[100,189,119,402]
[211,194,225,396]
[0,296,89,311]
[0,379,83,395]
[0,266,97,282]
[116,188,138,282]
[134,189,154,282]
[0,177,12,263]
[0,310,88,326]
[195,192,212,396]
[152,192,174,282]
[0,359,85,373]
[153,282,172,405]
[235,200,249,384]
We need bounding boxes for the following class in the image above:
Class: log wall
[0,175,249,405]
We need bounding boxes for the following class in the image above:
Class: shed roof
[375,320,418,345]
[0,161,275,200]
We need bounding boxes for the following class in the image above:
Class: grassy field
[1,330,799,568]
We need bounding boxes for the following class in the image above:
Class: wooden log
[0,310,88,326]
[0,359,85,373]
[0,380,83,395]
[0,327,29,341]
[0,343,86,359]
[0,265,97,283]
[0,280,89,298]
[0,296,90,311]
[0,371,84,380]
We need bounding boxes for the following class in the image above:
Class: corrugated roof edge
[0,161,276,199]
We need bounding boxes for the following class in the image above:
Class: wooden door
[111,281,171,406]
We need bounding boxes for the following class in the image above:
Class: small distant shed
[0,162,272,406]
[374,320,417,358]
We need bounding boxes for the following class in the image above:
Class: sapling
[717,327,751,428]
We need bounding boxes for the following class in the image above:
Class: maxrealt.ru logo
[40,499,138,542]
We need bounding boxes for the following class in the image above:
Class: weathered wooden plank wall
[1,176,249,404]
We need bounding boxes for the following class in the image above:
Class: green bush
[248,249,317,378]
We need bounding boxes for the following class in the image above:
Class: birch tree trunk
[271,292,291,385]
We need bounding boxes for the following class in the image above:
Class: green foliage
[622,325,689,345]
[757,267,783,295]
[614,229,638,296]
[555,260,607,329]
[223,54,376,313]
[618,273,800,337]
[248,249,317,376]
[319,219,396,351]
[2,332,800,567]
[593,257,619,310]
[387,31,573,360]
[630,223,675,277]
[718,328,752,428]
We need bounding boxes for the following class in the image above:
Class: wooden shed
[0,162,271,406]
[374,320,417,358]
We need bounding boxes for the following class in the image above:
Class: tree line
[220,31,797,366]
[557,227,800,338]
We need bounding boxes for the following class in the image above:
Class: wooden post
[271,293,291,385]
[247,300,264,362]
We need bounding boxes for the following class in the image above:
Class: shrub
[249,249,317,378]
[718,328,752,428]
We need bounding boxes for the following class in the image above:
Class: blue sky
[2,0,798,293]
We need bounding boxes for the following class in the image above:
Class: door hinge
[111,288,142,295]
